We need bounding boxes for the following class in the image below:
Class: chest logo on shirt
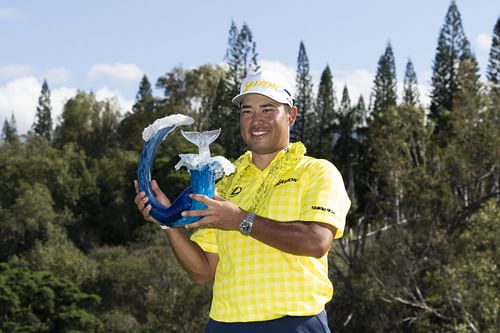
[230,186,242,197]
[274,177,298,186]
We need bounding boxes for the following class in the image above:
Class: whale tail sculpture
[181,129,221,161]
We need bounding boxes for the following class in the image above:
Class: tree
[53,91,121,158]
[118,75,158,151]
[403,58,420,106]
[356,95,368,127]
[155,64,225,131]
[372,43,397,115]
[445,58,497,227]
[213,21,260,158]
[486,16,500,97]
[224,21,259,97]
[32,79,53,141]
[340,85,351,113]
[1,113,18,144]
[309,65,336,158]
[429,0,474,136]
[333,86,364,210]
[291,41,314,142]
[0,263,103,332]
[0,183,55,261]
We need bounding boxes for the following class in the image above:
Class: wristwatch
[239,212,255,235]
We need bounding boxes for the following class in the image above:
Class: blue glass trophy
[137,114,234,228]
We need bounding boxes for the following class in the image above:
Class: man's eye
[241,109,253,116]
[263,107,274,113]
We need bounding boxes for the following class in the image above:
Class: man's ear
[288,106,298,126]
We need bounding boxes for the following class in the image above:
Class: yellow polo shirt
[191,144,350,322]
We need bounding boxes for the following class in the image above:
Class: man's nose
[250,110,265,122]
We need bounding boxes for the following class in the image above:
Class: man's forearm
[249,216,335,258]
[164,228,218,284]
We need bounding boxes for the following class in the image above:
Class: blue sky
[1,0,498,134]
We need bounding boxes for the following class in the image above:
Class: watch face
[240,220,252,235]
[240,213,255,235]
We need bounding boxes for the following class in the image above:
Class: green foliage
[118,75,157,151]
[403,58,420,106]
[487,16,500,101]
[308,65,336,159]
[430,0,475,137]
[53,91,121,159]
[0,263,103,332]
[224,20,259,95]
[292,41,314,142]
[1,113,18,145]
[88,232,211,332]
[372,43,397,115]
[17,223,98,287]
[1,4,499,331]
[0,183,55,261]
[32,79,53,141]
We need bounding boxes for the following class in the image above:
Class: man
[134,70,350,332]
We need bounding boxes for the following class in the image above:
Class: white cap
[232,70,294,106]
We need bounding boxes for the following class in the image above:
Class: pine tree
[486,16,500,96]
[224,21,259,98]
[357,95,366,111]
[309,65,335,159]
[291,41,314,142]
[356,95,368,127]
[2,113,18,144]
[117,75,157,151]
[340,85,351,113]
[224,20,241,95]
[236,23,259,79]
[403,58,420,106]
[430,0,474,134]
[32,79,53,141]
[134,75,155,114]
[218,21,260,158]
[372,43,397,115]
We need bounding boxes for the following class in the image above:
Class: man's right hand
[134,179,171,224]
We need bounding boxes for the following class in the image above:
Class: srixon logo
[230,186,242,197]
[274,178,298,186]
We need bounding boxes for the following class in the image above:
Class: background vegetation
[1,2,498,332]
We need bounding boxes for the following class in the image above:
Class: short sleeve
[300,159,351,239]
[190,227,218,253]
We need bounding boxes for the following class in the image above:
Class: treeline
[0,1,499,332]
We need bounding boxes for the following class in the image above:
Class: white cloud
[212,61,432,110]
[0,8,23,21]
[51,86,78,125]
[45,67,71,85]
[88,63,144,81]
[258,61,377,108]
[0,77,41,134]
[334,69,375,104]
[0,77,78,134]
[259,60,296,90]
[0,64,36,80]
[476,32,492,51]
[0,76,139,134]
[95,87,134,113]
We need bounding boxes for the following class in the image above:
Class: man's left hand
[182,194,246,230]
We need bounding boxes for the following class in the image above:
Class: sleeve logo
[311,205,336,215]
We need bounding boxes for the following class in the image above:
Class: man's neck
[251,145,289,170]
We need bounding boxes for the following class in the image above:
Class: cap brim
[231,92,292,106]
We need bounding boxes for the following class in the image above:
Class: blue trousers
[204,310,331,333]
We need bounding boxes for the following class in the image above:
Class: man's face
[239,94,296,155]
